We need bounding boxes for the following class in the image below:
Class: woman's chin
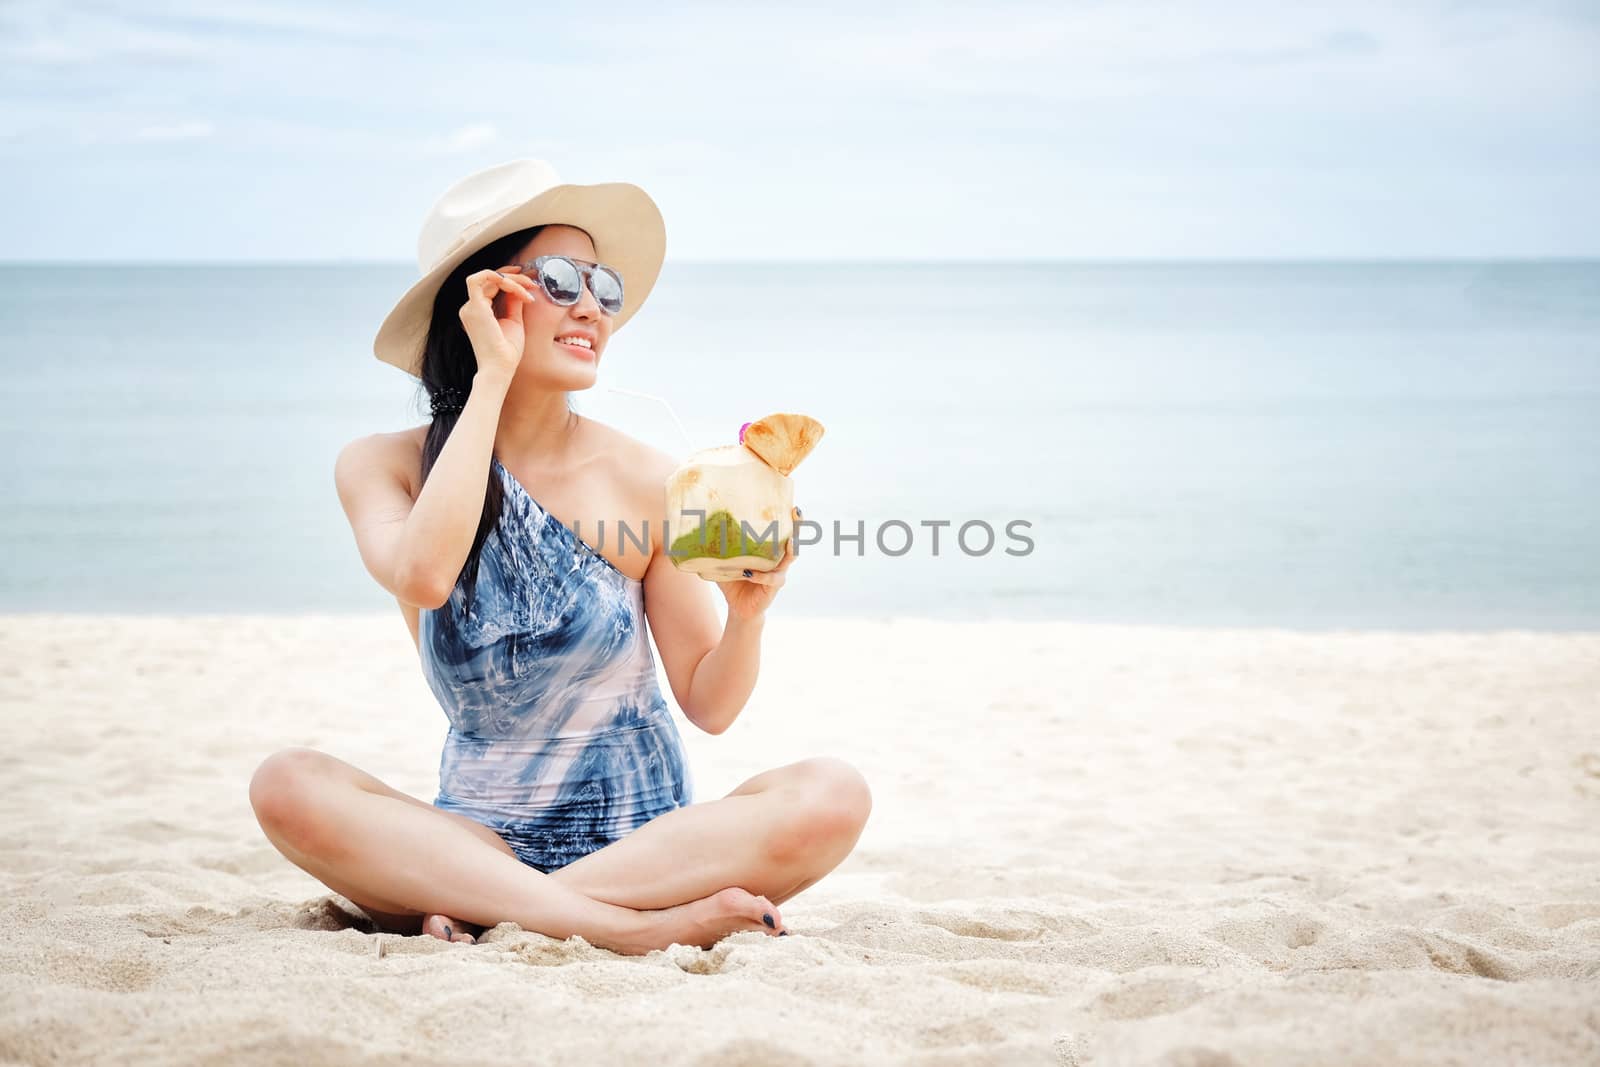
[566,363,600,388]
[514,358,598,392]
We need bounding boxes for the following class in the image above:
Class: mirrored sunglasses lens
[539,258,583,303]
[591,267,624,313]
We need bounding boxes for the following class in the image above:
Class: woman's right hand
[458,267,540,381]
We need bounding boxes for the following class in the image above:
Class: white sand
[2,614,1598,1066]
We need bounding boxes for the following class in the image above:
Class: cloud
[0,0,427,70]
[1,0,1595,258]
[422,123,499,155]
[1206,27,1382,68]
[0,19,206,68]
[89,0,429,43]
[133,120,215,142]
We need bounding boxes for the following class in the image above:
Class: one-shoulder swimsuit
[417,454,694,872]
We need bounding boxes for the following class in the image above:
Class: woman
[248,160,872,957]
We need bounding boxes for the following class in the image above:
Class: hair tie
[430,386,468,417]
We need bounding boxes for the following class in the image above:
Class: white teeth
[556,336,592,349]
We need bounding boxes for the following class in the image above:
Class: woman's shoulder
[346,417,677,512]
[337,424,428,501]
[581,416,680,491]
[579,418,682,550]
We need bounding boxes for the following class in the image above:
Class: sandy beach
[1,613,1597,1065]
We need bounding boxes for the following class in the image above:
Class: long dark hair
[416,224,577,613]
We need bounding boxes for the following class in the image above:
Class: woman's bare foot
[422,889,787,956]
[613,887,788,956]
[421,913,480,944]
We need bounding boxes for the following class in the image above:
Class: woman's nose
[570,280,603,318]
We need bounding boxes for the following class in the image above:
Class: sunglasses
[512,255,625,316]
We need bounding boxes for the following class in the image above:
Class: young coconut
[664,413,825,582]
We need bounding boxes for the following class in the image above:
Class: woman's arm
[334,368,512,610]
[643,540,765,735]
[640,444,799,732]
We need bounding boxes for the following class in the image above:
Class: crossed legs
[248,748,871,954]
[550,755,873,908]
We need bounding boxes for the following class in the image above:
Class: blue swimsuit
[417,454,694,872]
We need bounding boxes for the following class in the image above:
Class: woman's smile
[554,333,597,361]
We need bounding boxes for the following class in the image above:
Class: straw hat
[372,159,666,377]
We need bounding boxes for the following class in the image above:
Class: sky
[2,0,1598,262]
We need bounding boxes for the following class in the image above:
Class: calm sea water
[2,260,1596,628]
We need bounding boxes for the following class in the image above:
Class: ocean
[2,260,1596,628]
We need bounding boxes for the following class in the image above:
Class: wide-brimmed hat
[373,158,666,377]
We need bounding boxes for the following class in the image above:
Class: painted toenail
[779,930,790,936]
[443,925,453,939]
[762,913,775,928]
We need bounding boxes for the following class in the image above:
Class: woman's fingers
[471,268,536,308]
[496,271,538,303]
[741,566,786,588]
[503,269,540,296]
[743,529,799,583]
[771,530,798,573]
[466,269,536,324]
[727,511,803,589]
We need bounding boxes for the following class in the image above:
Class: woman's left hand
[715,506,801,622]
